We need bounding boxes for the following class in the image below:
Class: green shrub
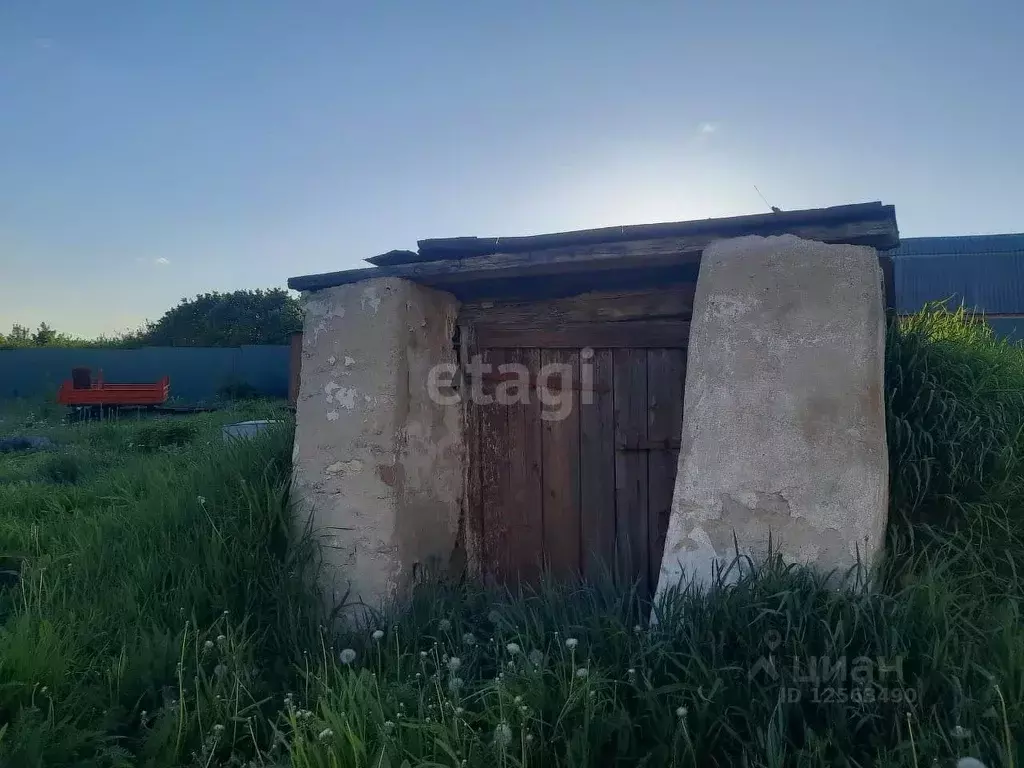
[886,304,1024,526]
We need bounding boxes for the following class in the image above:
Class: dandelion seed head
[462,632,477,646]
[506,642,521,654]
[447,656,462,673]
[575,667,588,678]
[529,649,544,666]
[203,640,214,650]
[494,721,513,747]
[371,629,384,641]
[565,638,578,650]
[676,705,688,718]
[318,728,333,740]
[339,648,357,665]
[439,618,452,632]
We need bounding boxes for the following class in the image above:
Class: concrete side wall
[655,234,888,594]
[291,277,462,614]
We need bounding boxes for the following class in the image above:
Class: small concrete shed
[288,202,899,612]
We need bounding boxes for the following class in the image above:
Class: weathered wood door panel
[461,288,689,596]
[613,349,650,594]
[464,346,686,594]
[579,349,616,578]
[644,350,686,588]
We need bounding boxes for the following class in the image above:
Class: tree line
[0,289,303,349]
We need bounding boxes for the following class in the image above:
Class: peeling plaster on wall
[292,277,462,621]
[655,235,888,596]
[361,285,382,314]
[302,294,346,347]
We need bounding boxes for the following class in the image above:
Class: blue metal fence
[0,346,290,403]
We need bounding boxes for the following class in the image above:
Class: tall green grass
[1,308,1022,767]
[0,405,322,766]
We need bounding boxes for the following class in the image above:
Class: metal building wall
[0,346,290,402]
[889,234,1024,315]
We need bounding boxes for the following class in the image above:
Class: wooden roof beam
[288,210,897,293]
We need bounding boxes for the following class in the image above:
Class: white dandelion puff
[506,642,521,654]
[494,721,513,748]
[565,638,578,651]
[339,648,357,665]
[371,629,384,641]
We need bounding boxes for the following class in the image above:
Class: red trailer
[57,368,170,408]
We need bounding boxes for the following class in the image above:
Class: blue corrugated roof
[887,234,1024,314]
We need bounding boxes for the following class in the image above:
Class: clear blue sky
[2,1,1022,337]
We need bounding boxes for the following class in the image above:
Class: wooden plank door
[459,287,692,596]
[463,344,686,596]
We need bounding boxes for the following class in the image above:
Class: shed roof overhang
[288,201,898,302]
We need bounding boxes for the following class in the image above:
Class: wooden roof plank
[289,211,897,293]
[367,201,895,265]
